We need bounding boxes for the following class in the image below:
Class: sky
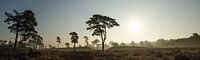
[0,0,200,47]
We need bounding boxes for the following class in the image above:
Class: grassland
[0,46,200,60]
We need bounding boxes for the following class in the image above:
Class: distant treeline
[127,33,200,48]
[109,33,200,48]
[151,33,200,48]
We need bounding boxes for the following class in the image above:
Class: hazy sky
[0,0,200,47]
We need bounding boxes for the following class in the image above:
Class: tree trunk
[14,28,19,52]
[34,43,37,50]
[102,27,107,51]
[74,43,76,51]
[100,32,105,51]
[102,41,105,51]
[100,34,104,51]
[86,41,89,47]
[57,43,59,48]
[73,43,76,49]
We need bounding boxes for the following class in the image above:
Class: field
[0,46,200,60]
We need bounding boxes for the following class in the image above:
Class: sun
[130,21,142,32]
[125,17,143,33]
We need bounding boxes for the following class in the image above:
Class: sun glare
[130,21,142,33]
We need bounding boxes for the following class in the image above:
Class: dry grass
[0,47,200,60]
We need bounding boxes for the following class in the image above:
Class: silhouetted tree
[69,32,79,49]
[8,40,12,46]
[20,32,43,49]
[48,44,55,48]
[104,43,110,49]
[130,41,136,46]
[7,38,14,46]
[109,41,119,47]
[18,40,26,47]
[120,42,126,46]
[0,40,7,46]
[4,10,37,52]
[86,14,120,51]
[78,44,82,47]
[52,46,55,48]
[155,39,167,47]
[189,33,200,39]
[65,42,70,48]
[192,33,200,37]
[27,34,43,49]
[56,36,61,48]
[92,39,100,47]
[83,36,89,47]
[139,40,153,47]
